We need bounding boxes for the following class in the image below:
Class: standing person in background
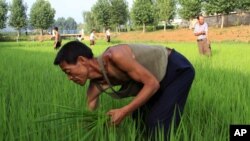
[80,29,84,40]
[90,29,96,47]
[106,28,111,43]
[194,15,211,56]
[81,29,85,39]
[77,35,83,42]
[76,29,85,42]
[53,27,62,50]
[52,28,56,37]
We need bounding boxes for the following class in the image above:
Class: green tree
[54,17,66,32]
[92,0,111,32]
[236,0,250,12]
[131,0,155,33]
[77,23,84,32]
[83,11,97,33]
[109,0,129,32]
[65,17,77,32]
[155,0,176,31]
[178,0,202,27]
[30,0,55,35]
[235,0,250,25]
[204,0,238,28]
[66,17,77,30]
[9,0,27,38]
[0,0,8,29]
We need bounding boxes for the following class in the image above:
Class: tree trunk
[116,25,118,33]
[127,25,130,32]
[189,19,193,29]
[221,13,224,29]
[216,13,219,28]
[16,30,20,42]
[163,21,166,31]
[40,29,43,36]
[142,23,145,33]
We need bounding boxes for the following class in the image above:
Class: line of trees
[83,0,177,33]
[0,0,55,36]
[83,0,129,33]
[53,17,78,34]
[1,0,79,36]
[178,0,250,28]
[84,0,249,32]
[1,0,250,36]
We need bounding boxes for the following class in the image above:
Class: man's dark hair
[54,27,58,31]
[54,41,93,65]
[197,15,203,20]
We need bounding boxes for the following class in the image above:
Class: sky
[6,0,134,23]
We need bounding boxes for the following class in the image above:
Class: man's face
[198,16,205,25]
[59,59,88,86]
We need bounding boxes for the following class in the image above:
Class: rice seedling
[35,104,111,141]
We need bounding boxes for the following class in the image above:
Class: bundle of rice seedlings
[36,104,110,140]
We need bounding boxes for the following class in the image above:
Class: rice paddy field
[0,40,250,141]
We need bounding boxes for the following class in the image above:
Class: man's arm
[87,80,110,110]
[87,81,101,110]
[106,45,160,125]
[205,23,209,40]
[194,24,206,36]
[194,29,206,36]
[194,32,205,36]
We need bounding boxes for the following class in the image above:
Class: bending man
[54,41,195,139]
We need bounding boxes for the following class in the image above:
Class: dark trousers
[107,35,111,42]
[132,49,195,140]
[55,41,61,49]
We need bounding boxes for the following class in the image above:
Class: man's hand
[194,31,206,36]
[200,31,206,35]
[107,108,128,125]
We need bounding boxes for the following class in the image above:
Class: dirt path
[113,26,250,42]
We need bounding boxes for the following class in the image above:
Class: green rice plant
[35,104,110,141]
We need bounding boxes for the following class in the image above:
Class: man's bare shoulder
[101,44,137,72]
[105,44,134,60]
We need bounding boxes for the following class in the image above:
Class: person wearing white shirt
[90,29,96,47]
[106,28,111,43]
[194,15,211,56]
[76,29,84,41]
